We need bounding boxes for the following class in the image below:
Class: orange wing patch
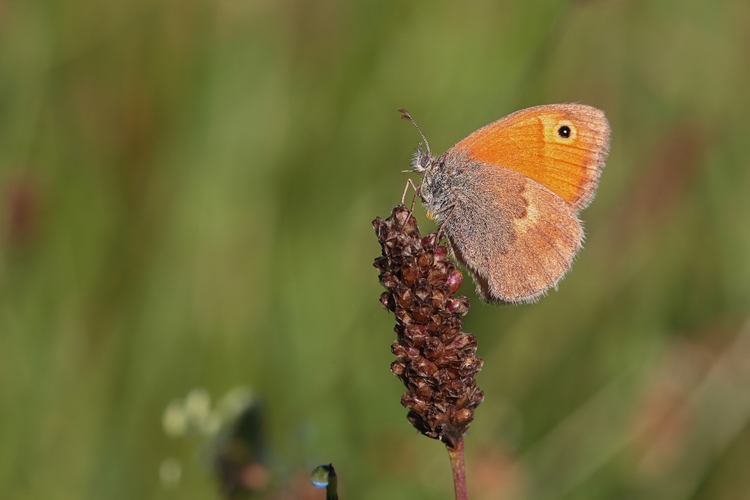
[453,104,610,211]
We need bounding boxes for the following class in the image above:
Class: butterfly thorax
[413,151,464,222]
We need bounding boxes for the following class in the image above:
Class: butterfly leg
[401,177,422,208]
[434,203,458,243]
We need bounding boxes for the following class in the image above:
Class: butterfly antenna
[398,109,431,158]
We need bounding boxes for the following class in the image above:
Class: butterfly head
[410,143,433,174]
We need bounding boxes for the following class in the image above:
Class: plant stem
[447,438,468,500]
[325,464,338,500]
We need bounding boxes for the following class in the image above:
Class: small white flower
[162,400,188,437]
[159,457,182,488]
[218,386,254,419]
[184,387,211,427]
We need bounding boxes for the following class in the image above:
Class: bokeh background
[2,0,750,499]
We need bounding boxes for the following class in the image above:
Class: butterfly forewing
[453,104,610,211]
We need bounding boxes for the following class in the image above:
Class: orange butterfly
[402,104,611,304]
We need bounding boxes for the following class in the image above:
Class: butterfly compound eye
[420,153,431,169]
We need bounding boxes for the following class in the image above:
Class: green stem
[447,438,468,500]
[325,465,338,500]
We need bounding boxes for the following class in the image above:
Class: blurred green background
[2,0,750,499]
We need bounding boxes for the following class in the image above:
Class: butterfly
[401,104,611,304]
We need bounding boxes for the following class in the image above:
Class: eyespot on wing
[451,104,610,211]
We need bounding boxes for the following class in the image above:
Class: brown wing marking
[443,165,583,304]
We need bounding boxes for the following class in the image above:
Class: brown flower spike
[373,205,484,448]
